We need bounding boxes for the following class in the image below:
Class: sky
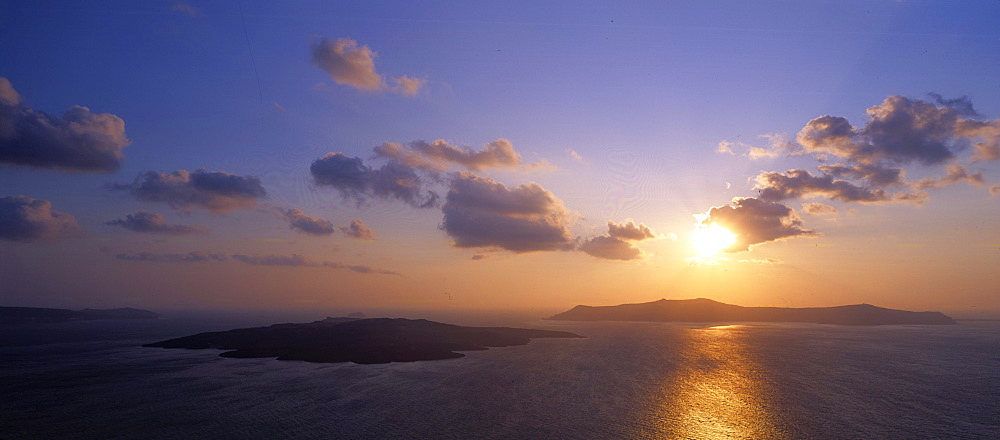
[1,1,998,316]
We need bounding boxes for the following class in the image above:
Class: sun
[691,224,737,256]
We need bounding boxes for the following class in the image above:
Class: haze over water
[3,314,997,439]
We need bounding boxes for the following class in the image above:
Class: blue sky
[1,1,998,314]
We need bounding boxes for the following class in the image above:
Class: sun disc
[692,224,737,256]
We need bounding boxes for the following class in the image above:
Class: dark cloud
[442,172,574,253]
[374,139,521,171]
[115,251,227,262]
[580,235,641,261]
[110,169,266,213]
[310,153,438,208]
[106,211,206,235]
[816,163,905,187]
[471,254,488,260]
[311,37,425,96]
[231,253,397,275]
[797,95,1000,166]
[929,93,978,117]
[701,197,819,252]
[0,195,82,242]
[580,220,658,261]
[0,77,130,173]
[340,219,375,240]
[282,208,334,235]
[755,169,926,204]
[801,202,838,216]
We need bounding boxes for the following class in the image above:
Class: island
[0,306,160,324]
[547,298,956,325]
[144,317,584,364]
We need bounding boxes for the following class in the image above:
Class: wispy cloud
[106,211,207,235]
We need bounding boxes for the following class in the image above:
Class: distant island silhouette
[0,306,160,324]
[548,298,956,325]
[144,317,584,364]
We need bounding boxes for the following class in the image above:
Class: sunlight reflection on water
[649,325,785,440]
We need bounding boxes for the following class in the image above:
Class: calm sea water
[1,312,998,439]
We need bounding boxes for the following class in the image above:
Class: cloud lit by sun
[691,223,737,256]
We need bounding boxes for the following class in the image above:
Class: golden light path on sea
[648,325,785,439]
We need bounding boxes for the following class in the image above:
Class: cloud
[797,95,1000,166]
[567,149,583,161]
[114,251,397,275]
[311,37,425,96]
[700,197,819,252]
[392,75,426,96]
[755,169,926,204]
[373,139,522,172]
[115,251,227,263]
[282,208,334,235]
[441,172,574,253]
[991,185,1000,197]
[607,220,656,240]
[310,153,438,208]
[580,220,658,261]
[471,254,489,260]
[959,119,1000,162]
[106,211,207,235]
[815,163,905,187]
[170,2,201,17]
[928,93,978,117]
[340,219,375,240]
[716,140,739,155]
[110,169,267,213]
[0,195,82,242]
[0,77,130,173]
[580,235,642,261]
[739,258,782,265]
[915,165,984,190]
[801,202,838,216]
[231,253,397,275]
[716,135,795,159]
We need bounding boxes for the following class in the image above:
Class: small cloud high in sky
[311,37,426,95]
[0,1,998,313]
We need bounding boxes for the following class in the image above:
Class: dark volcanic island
[548,298,955,325]
[144,317,584,364]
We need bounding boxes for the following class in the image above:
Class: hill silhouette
[145,317,584,364]
[548,298,955,325]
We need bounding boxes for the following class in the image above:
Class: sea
[1,311,998,439]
